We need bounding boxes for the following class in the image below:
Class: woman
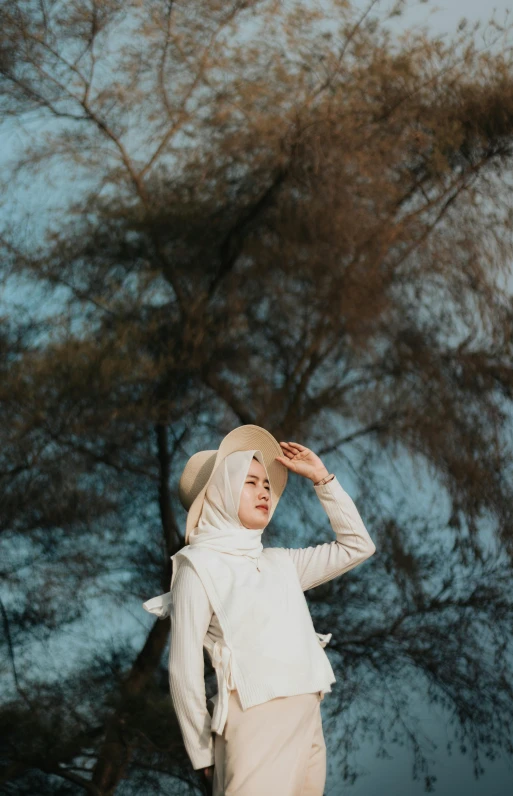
[143,424,376,796]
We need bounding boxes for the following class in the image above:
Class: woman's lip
[256,506,269,512]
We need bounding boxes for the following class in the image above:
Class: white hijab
[187,449,270,565]
[142,449,272,618]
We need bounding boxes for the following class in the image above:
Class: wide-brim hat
[179,424,288,543]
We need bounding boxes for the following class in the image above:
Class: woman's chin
[241,517,267,530]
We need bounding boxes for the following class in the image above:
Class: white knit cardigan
[143,475,376,770]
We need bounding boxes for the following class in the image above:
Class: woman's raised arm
[281,475,376,592]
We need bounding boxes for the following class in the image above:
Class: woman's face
[238,457,271,530]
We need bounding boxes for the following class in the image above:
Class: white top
[146,475,376,770]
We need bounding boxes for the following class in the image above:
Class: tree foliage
[1,1,513,793]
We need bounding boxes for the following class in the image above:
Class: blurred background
[1,1,513,794]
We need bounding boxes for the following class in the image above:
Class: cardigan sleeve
[168,558,216,770]
[283,475,376,592]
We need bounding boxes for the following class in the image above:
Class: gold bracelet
[314,473,335,486]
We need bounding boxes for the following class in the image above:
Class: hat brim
[185,424,288,542]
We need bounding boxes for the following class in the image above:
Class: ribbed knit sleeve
[168,558,216,770]
[284,475,376,591]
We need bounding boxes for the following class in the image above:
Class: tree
[1,0,513,793]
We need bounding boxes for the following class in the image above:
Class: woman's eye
[246,480,269,490]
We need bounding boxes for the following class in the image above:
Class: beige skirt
[212,689,326,796]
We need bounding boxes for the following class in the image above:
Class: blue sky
[343,7,513,794]
[386,0,511,32]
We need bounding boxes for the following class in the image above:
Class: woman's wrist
[311,467,331,485]
[314,474,335,486]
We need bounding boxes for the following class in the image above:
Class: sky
[340,6,513,793]
[385,0,511,32]
[1,1,513,794]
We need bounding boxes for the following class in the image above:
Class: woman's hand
[275,442,330,483]
[201,765,214,795]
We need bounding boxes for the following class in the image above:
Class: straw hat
[179,424,288,543]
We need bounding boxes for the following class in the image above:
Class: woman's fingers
[279,443,295,459]
[280,441,307,452]
[280,441,306,455]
